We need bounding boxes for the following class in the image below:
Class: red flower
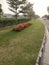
[13,23,32,31]
[13,28,17,31]
[23,23,32,27]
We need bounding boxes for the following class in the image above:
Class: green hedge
[0,18,30,27]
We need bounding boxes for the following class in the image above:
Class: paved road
[41,19,49,65]
[42,19,49,31]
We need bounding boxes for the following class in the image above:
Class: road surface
[42,19,49,31]
[41,19,49,65]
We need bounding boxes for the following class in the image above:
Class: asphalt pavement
[41,19,49,65]
[42,19,49,31]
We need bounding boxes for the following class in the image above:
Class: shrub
[13,24,24,31]
[13,23,32,31]
[0,18,17,27]
[0,18,30,27]
[23,23,32,27]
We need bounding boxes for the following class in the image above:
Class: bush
[23,23,32,27]
[0,18,17,27]
[0,18,30,27]
[13,23,32,31]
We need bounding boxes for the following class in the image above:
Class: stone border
[35,29,46,65]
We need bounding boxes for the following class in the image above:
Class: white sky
[0,0,49,17]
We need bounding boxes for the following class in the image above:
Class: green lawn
[0,19,45,65]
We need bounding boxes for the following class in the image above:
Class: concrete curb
[35,28,46,65]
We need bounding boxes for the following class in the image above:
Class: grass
[0,19,45,65]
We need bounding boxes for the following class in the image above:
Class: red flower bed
[23,23,32,27]
[13,23,32,31]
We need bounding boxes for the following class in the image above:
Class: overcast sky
[0,0,49,17]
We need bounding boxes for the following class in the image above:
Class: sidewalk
[42,27,49,65]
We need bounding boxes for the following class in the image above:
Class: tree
[20,2,35,19]
[42,14,49,19]
[34,15,40,18]
[42,15,47,18]
[7,0,26,18]
[0,4,3,17]
[47,6,49,15]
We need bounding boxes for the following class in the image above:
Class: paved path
[41,19,49,65]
